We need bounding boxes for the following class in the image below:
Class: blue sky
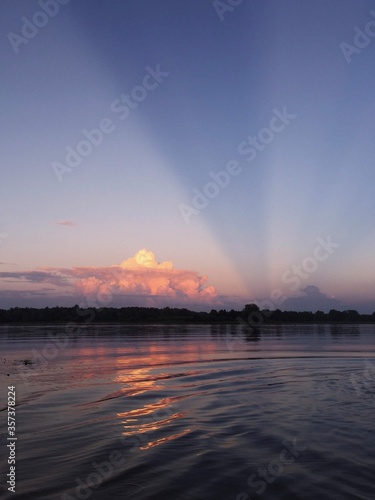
[1,0,375,312]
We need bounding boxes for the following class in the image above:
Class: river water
[1,323,375,499]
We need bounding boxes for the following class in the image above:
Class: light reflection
[118,397,179,419]
[121,412,185,434]
[118,394,190,450]
[112,339,221,451]
[139,428,191,450]
[114,367,164,396]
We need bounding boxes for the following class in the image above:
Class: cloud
[0,250,218,308]
[56,220,77,226]
[0,289,79,309]
[0,271,69,287]
[120,249,173,270]
[281,285,342,312]
[67,249,217,303]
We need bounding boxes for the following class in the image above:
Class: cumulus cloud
[70,249,217,302]
[0,250,218,307]
[120,249,173,270]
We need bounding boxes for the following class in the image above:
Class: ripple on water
[1,325,375,499]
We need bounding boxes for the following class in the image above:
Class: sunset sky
[1,0,375,312]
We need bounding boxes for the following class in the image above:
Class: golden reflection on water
[112,342,220,450]
[139,428,191,450]
[117,392,191,449]
[115,362,192,449]
[62,338,220,449]
[117,388,191,450]
[121,411,185,433]
[114,366,164,396]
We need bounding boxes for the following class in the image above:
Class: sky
[1,0,375,313]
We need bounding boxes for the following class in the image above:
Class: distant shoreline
[1,322,375,327]
[0,305,374,327]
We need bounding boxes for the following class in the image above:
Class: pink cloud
[2,250,218,308]
[56,220,77,226]
[50,249,218,304]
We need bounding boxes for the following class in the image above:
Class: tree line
[0,304,374,325]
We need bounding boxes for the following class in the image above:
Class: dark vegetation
[0,304,374,325]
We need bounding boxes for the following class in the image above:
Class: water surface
[1,324,375,499]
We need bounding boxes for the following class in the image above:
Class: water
[1,323,375,500]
